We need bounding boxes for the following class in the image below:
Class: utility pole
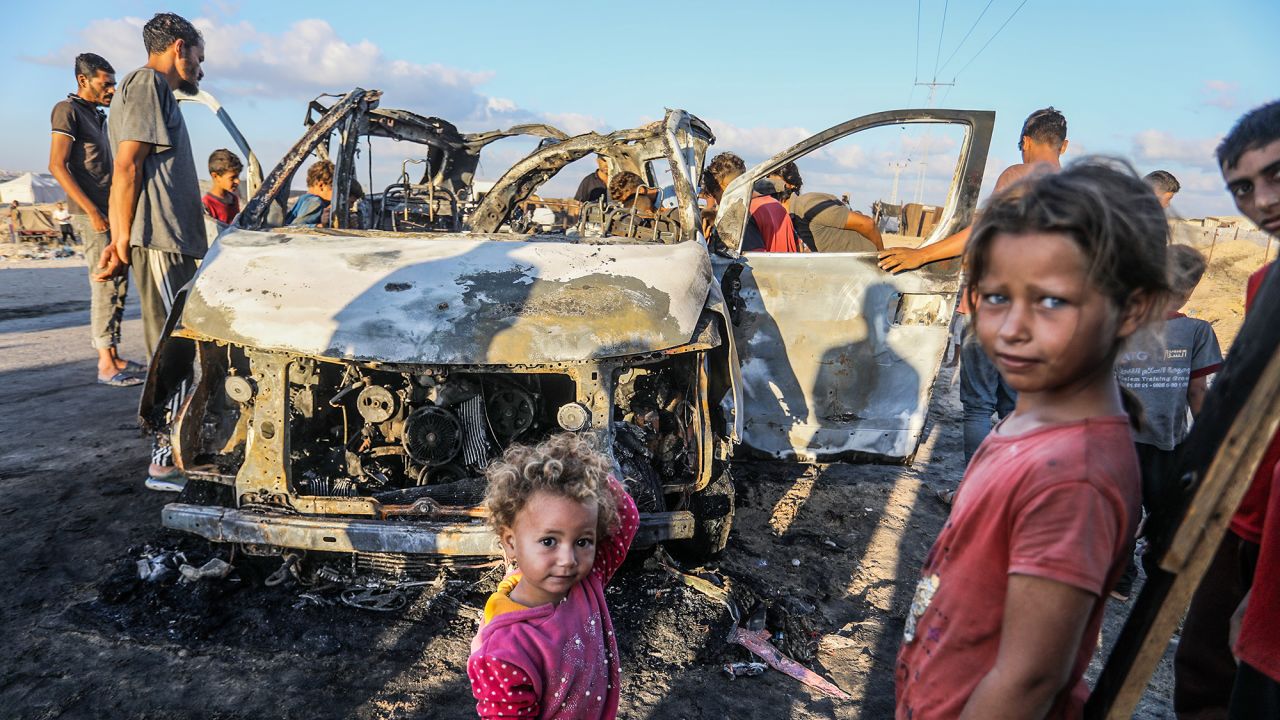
[912,79,955,205]
[888,161,908,205]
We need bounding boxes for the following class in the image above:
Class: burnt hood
[177,230,714,365]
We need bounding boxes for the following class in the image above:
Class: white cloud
[541,112,611,136]
[486,97,517,114]
[1132,129,1221,166]
[1201,80,1239,111]
[702,119,813,162]
[32,16,524,125]
[818,143,869,170]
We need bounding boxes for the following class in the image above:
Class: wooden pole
[1206,226,1220,266]
[1086,263,1280,719]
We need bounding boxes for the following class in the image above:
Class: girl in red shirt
[896,160,1172,719]
[468,433,638,720]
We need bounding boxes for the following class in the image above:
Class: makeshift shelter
[0,173,66,205]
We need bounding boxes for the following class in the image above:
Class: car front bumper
[163,503,694,556]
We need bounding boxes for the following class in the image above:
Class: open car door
[176,88,263,238]
[711,109,994,462]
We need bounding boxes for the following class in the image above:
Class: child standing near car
[1118,244,1221,480]
[895,159,1170,719]
[1111,244,1222,598]
[202,148,243,225]
[469,433,639,720]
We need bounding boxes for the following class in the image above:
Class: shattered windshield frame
[238,88,715,244]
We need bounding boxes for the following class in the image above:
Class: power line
[952,0,1033,80]
[932,0,950,81]
[938,0,996,75]
[914,0,923,83]
[940,82,956,106]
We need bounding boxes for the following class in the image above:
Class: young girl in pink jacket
[469,433,639,719]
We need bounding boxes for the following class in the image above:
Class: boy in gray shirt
[1112,244,1222,597]
[96,12,208,492]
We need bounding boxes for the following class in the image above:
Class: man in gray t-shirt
[767,162,883,252]
[789,192,881,252]
[107,66,206,259]
[95,12,209,492]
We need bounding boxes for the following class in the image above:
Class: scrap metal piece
[722,662,767,680]
[340,586,408,612]
[727,626,852,701]
[179,558,233,582]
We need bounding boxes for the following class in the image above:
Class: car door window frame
[711,109,995,257]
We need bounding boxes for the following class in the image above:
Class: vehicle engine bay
[182,342,705,517]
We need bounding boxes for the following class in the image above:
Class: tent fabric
[16,207,57,233]
[0,173,67,205]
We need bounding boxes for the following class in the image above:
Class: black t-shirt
[50,95,112,216]
[574,172,607,203]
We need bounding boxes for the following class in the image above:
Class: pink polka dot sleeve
[594,474,640,585]
[468,655,539,718]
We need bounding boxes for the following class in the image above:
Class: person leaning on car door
[94,12,210,494]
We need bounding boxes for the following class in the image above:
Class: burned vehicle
[147,88,995,578]
[146,89,739,574]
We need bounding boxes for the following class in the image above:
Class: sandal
[98,371,143,387]
[934,488,956,506]
[145,469,187,493]
[120,360,148,374]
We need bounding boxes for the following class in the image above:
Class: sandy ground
[1183,238,1272,349]
[0,254,1179,719]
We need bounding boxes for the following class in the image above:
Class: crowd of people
[473,103,1279,720]
[39,8,1280,719]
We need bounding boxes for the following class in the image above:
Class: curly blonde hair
[484,432,619,539]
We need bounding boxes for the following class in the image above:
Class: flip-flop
[98,371,143,387]
[120,360,148,374]
[144,469,187,493]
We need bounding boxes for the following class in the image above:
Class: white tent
[0,173,66,205]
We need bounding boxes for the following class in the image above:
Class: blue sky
[3,0,1277,217]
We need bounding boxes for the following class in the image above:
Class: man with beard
[96,12,208,492]
[49,52,145,387]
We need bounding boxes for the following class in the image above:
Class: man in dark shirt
[574,155,609,204]
[96,12,209,492]
[48,52,142,387]
[702,152,801,253]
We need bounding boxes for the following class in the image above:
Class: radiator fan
[403,406,462,467]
